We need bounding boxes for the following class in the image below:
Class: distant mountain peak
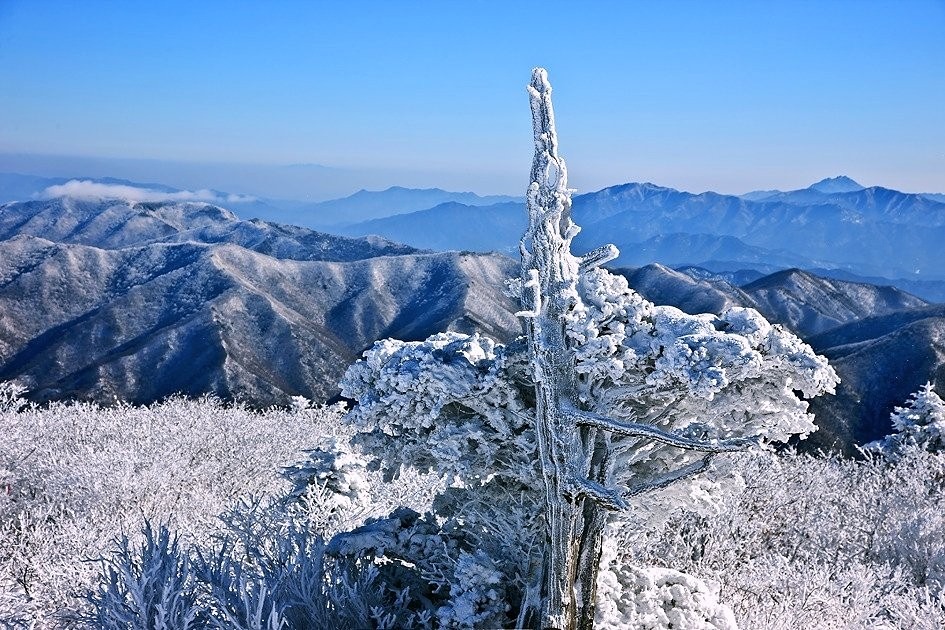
[808,176,864,194]
[310,186,522,225]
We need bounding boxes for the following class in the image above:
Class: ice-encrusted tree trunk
[517,67,588,629]
[521,68,766,629]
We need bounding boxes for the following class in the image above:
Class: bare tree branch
[624,454,714,497]
[563,406,759,452]
[578,244,619,272]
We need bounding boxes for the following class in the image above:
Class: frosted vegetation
[867,382,945,460]
[0,389,439,628]
[1,388,943,627]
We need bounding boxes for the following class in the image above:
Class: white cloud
[41,180,256,204]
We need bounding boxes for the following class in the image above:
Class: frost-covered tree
[338,68,838,629]
[868,382,945,459]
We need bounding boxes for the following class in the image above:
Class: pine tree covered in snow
[869,382,945,459]
[337,68,838,628]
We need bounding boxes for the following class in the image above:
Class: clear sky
[1,0,943,198]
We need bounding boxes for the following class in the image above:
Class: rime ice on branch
[339,67,838,630]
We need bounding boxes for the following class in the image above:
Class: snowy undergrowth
[0,394,438,628]
[3,390,944,628]
[615,448,945,629]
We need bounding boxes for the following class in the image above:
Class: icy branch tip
[530,67,550,92]
[528,67,561,170]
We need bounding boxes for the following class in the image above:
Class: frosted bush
[617,448,945,629]
[597,517,737,630]
[281,436,373,535]
[596,565,736,630]
[82,516,435,629]
[435,551,509,628]
[80,524,202,630]
[868,382,945,460]
[0,382,27,412]
[0,396,353,627]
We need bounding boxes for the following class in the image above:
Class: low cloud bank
[42,180,256,204]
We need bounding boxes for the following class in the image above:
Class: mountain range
[303,186,521,227]
[2,175,945,451]
[0,173,521,231]
[335,176,945,301]
[0,197,520,405]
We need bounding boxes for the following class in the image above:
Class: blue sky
[1,0,943,198]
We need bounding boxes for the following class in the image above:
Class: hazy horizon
[3,151,942,204]
[1,1,943,198]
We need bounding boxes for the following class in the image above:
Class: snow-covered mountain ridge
[0,197,419,261]
[2,189,944,451]
[617,264,927,338]
[338,177,945,297]
[0,197,520,405]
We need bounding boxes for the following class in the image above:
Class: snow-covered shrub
[434,550,509,628]
[0,382,27,412]
[79,524,202,630]
[868,382,945,459]
[323,504,524,629]
[597,525,736,629]
[289,394,314,413]
[80,512,435,629]
[596,566,736,630]
[617,448,945,629]
[205,513,435,629]
[0,396,356,627]
[281,437,372,535]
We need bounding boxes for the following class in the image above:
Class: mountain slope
[0,197,418,261]
[620,264,928,339]
[742,269,928,337]
[0,197,520,405]
[800,305,945,452]
[806,317,945,453]
[611,232,817,270]
[616,264,752,315]
[0,236,520,405]
[340,201,526,254]
[807,303,945,352]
